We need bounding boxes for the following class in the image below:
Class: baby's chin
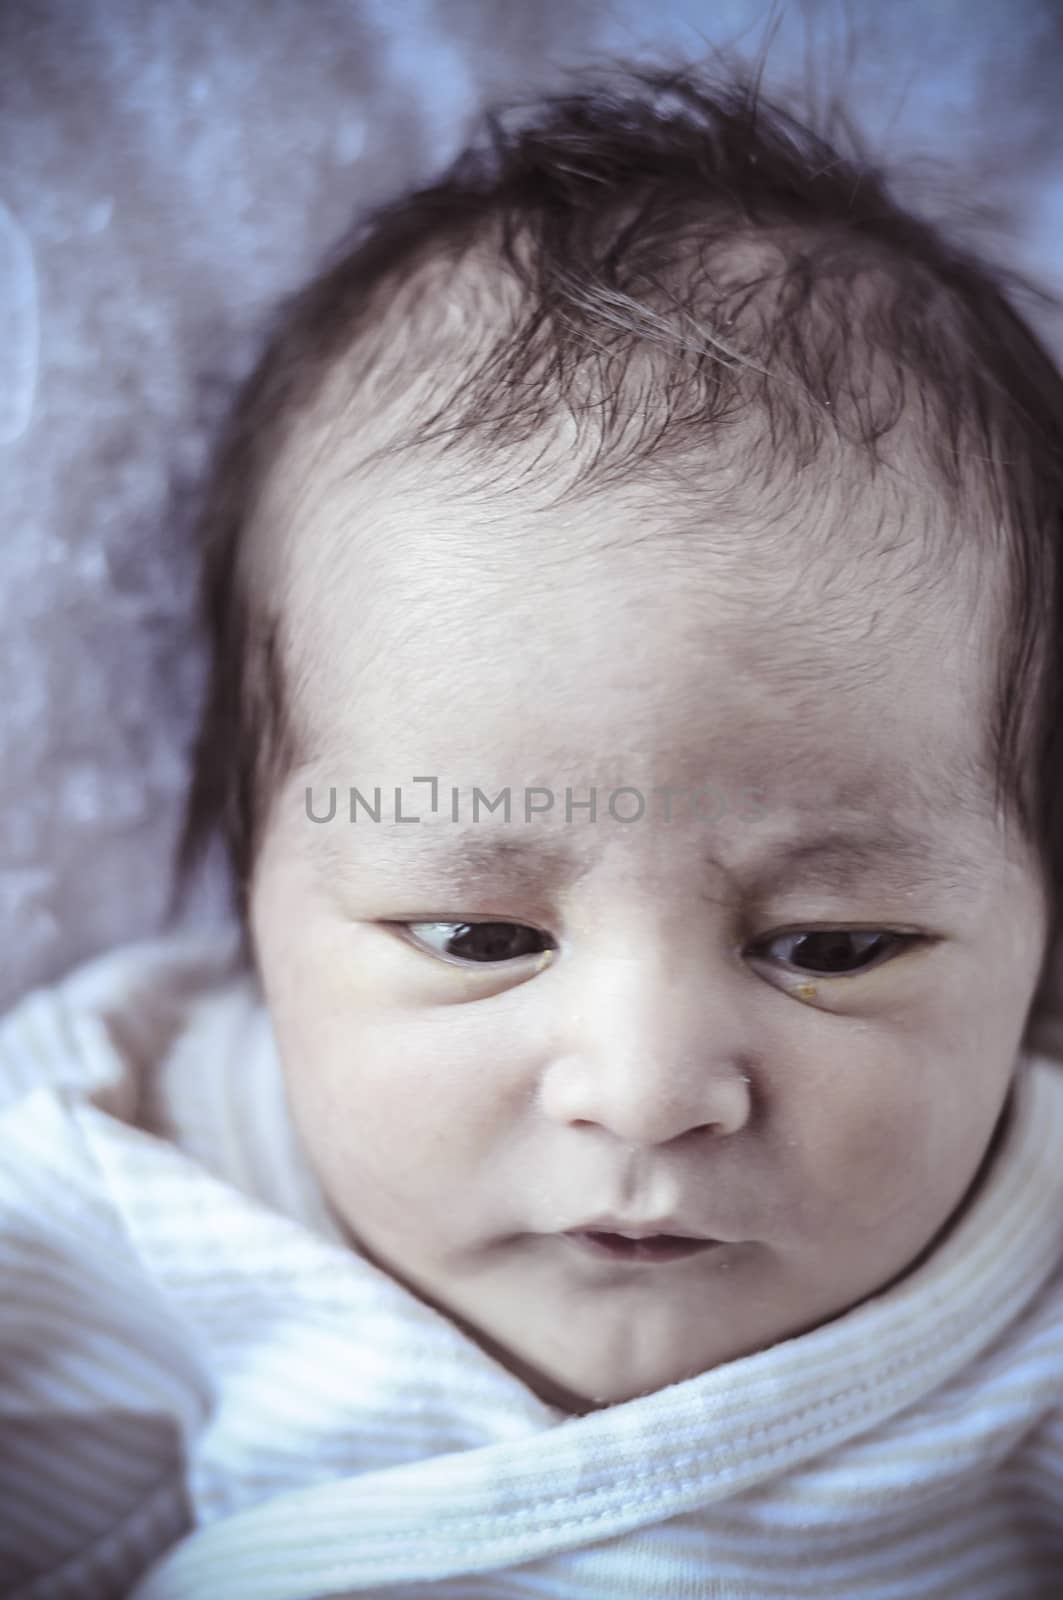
[336,1221,708,1407]
[440,1311,682,1414]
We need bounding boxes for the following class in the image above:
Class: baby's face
[250,462,1047,1412]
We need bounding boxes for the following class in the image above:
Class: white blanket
[2,934,1063,1598]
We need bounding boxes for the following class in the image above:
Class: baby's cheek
[779,1052,958,1238]
[295,1008,465,1163]
[285,1046,428,1232]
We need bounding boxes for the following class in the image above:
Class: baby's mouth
[563,1230,721,1262]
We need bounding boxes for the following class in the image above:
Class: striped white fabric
[1,933,1062,1599]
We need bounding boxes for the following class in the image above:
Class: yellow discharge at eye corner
[794,981,819,1001]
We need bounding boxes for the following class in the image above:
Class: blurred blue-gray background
[2,0,1061,1007]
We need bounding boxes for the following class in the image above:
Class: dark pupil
[447,923,544,962]
[792,931,884,974]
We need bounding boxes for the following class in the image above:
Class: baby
[4,60,1063,1600]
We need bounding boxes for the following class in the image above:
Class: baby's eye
[403,921,555,966]
[751,929,913,977]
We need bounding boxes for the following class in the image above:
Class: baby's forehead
[256,404,973,660]
[266,461,990,784]
[239,323,1006,803]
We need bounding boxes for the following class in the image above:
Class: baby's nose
[537,949,754,1146]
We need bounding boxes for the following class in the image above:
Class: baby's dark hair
[170,56,1063,966]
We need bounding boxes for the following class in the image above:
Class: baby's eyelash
[400,921,555,966]
[747,928,920,978]
[396,921,920,978]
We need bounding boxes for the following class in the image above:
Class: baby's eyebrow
[322,812,978,901]
[740,827,979,899]
[323,820,592,896]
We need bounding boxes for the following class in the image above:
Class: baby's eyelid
[392,920,923,976]
[748,928,919,977]
[398,919,556,966]
[400,917,555,940]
